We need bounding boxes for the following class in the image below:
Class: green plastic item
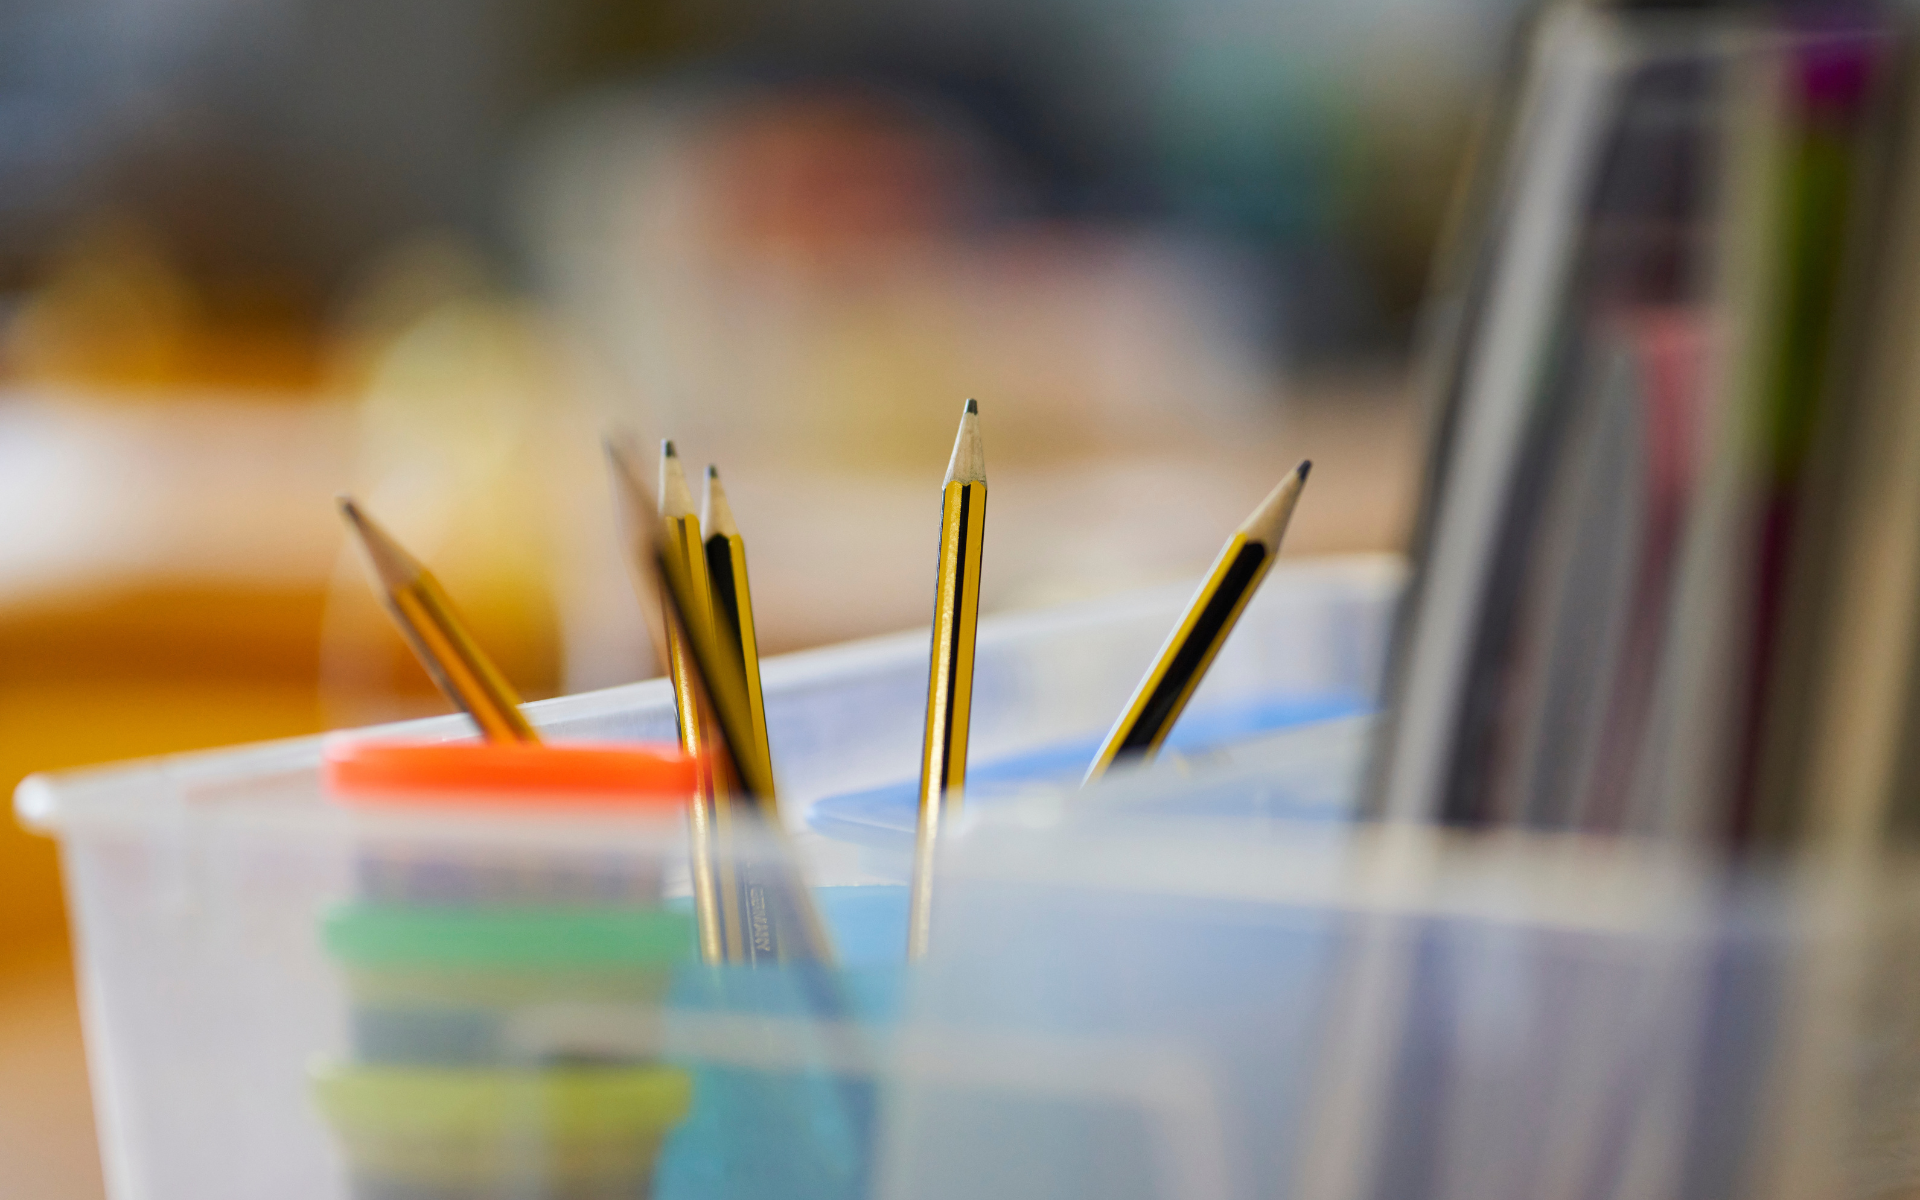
[343,964,677,1009]
[324,904,695,970]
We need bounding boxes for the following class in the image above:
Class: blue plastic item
[656,891,910,1200]
[805,692,1369,850]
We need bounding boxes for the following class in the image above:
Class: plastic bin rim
[11,554,1404,832]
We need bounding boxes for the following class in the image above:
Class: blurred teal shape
[655,887,907,1200]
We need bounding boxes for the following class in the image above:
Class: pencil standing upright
[907,399,988,959]
[1083,461,1310,784]
[655,443,718,763]
[337,497,540,744]
[655,441,736,961]
[703,464,776,818]
[606,439,833,964]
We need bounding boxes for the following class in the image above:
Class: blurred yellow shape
[5,217,199,390]
[0,587,335,950]
[321,244,571,726]
[3,214,323,393]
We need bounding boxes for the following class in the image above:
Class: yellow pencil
[703,464,776,817]
[606,439,832,964]
[1083,460,1310,784]
[653,441,740,960]
[337,498,539,744]
[652,441,726,773]
[641,440,762,789]
[907,399,987,959]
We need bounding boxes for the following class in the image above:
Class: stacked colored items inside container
[316,739,700,1200]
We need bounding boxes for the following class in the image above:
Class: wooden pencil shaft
[681,664,739,962]
[658,450,774,960]
[607,445,832,963]
[652,509,720,957]
[689,689,749,962]
[662,504,758,961]
[390,581,541,743]
[685,770,728,961]
[1084,463,1308,784]
[643,450,764,795]
[654,531,776,801]
[649,557,765,964]
[1130,544,1266,747]
[339,501,538,745]
[705,530,776,816]
[660,514,715,750]
[1104,539,1267,764]
[919,479,987,808]
[377,591,469,725]
[908,474,987,959]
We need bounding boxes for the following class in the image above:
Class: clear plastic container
[39,552,1909,1200]
[894,807,1920,1200]
[22,552,1919,1200]
[17,556,1410,1200]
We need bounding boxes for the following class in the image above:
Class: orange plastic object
[323,739,696,807]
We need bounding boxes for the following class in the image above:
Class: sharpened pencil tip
[702,464,740,538]
[337,495,374,533]
[1235,463,1310,547]
[658,439,698,518]
[945,400,986,485]
[336,496,424,590]
[1298,460,1312,481]
[662,439,677,458]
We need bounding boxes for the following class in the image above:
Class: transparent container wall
[48,550,1919,1200]
[52,799,890,1200]
[892,811,1920,1200]
[62,811,360,1199]
[35,554,1392,825]
[18,558,1400,1200]
[758,556,1399,820]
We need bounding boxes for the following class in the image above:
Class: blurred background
[0,0,1523,1193]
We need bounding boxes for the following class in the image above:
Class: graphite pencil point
[1235,461,1311,548]
[336,496,536,743]
[659,441,699,520]
[702,465,741,539]
[944,401,986,486]
[337,496,425,592]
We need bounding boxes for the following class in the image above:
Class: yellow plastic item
[312,1063,694,1188]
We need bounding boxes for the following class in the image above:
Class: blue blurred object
[815,885,913,968]
[805,692,1370,850]
[658,915,908,1200]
